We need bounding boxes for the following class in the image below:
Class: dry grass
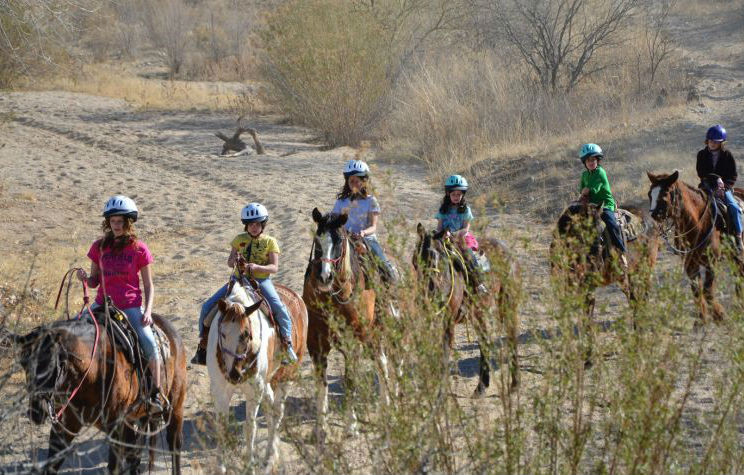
[34,64,269,113]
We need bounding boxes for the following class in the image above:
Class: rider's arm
[360,212,379,238]
[76,261,101,287]
[251,252,279,275]
[227,247,239,268]
[724,151,737,188]
[140,264,154,320]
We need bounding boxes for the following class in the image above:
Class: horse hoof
[472,385,486,399]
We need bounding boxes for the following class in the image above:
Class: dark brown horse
[413,225,521,396]
[4,314,187,474]
[303,208,391,441]
[551,202,659,320]
[647,171,744,322]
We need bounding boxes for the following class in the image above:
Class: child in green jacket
[578,143,627,256]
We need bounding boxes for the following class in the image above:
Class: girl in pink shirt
[76,195,165,413]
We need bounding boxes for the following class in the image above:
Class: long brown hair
[336,176,372,201]
[99,217,138,252]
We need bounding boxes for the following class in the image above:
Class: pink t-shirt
[87,239,153,309]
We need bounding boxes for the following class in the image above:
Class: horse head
[414,223,454,294]
[647,170,680,221]
[310,207,350,290]
[4,327,64,425]
[216,285,264,377]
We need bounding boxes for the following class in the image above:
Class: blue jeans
[199,281,231,336]
[256,278,293,342]
[724,190,743,234]
[83,304,159,362]
[364,235,399,282]
[601,208,627,253]
[199,278,293,342]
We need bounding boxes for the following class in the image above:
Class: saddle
[595,208,649,260]
[82,299,169,368]
[202,280,277,332]
[351,236,397,284]
[712,195,744,234]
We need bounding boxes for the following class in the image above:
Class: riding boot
[280,337,298,366]
[466,249,488,295]
[190,328,209,366]
[149,388,168,416]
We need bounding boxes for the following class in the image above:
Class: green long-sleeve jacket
[579,166,616,211]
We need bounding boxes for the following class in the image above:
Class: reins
[659,185,718,255]
[51,268,100,423]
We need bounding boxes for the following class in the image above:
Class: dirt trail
[0,6,743,473]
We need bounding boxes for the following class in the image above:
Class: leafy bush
[259,0,393,147]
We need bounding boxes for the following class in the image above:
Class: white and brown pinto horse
[303,208,392,441]
[648,171,744,323]
[207,281,307,470]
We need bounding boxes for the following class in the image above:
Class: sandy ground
[0,5,743,474]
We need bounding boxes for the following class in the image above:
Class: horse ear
[217,298,229,315]
[417,223,425,238]
[646,171,656,183]
[337,213,348,226]
[669,170,679,184]
[244,299,263,316]
[312,207,323,223]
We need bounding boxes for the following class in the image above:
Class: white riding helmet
[241,202,269,224]
[343,159,370,178]
[102,195,138,221]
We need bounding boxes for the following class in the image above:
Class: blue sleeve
[464,206,474,222]
[332,199,344,215]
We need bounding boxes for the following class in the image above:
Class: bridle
[217,298,263,385]
[308,227,353,304]
[653,182,717,256]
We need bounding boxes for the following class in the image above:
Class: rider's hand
[717,177,725,190]
[444,230,452,239]
[76,269,87,283]
[142,310,153,327]
[245,262,257,272]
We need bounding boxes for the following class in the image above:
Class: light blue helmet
[579,143,603,162]
[445,175,469,192]
[103,195,138,222]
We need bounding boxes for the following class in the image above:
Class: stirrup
[281,341,298,366]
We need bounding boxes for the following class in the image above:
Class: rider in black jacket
[696,124,742,251]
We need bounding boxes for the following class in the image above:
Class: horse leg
[583,292,595,369]
[313,352,330,445]
[702,264,726,322]
[265,383,285,472]
[166,403,184,475]
[243,384,262,469]
[376,347,391,407]
[43,418,81,475]
[500,283,521,391]
[342,352,359,436]
[686,258,709,325]
[473,348,490,398]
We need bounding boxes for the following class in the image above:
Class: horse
[207,280,307,470]
[647,171,744,323]
[413,224,521,396]
[550,201,659,334]
[3,313,187,475]
[303,208,392,442]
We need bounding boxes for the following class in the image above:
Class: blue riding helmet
[579,143,604,162]
[445,175,468,192]
[706,124,727,142]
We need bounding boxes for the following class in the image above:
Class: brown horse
[413,225,521,396]
[647,171,744,322]
[4,314,187,474]
[551,202,659,326]
[303,208,391,441]
[207,281,307,470]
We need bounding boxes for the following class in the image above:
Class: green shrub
[259,0,392,147]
